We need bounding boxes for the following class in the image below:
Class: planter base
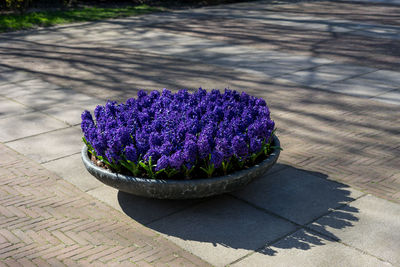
[81,136,280,199]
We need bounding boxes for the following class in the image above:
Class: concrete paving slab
[0,71,35,85]
[353,27,400,41]
[87,185,200,225]
[41,100,101,126]
[190,5,400,39]
[14,88,96,110]
[318,76,399,98]
[277,63,376,87]
[6,126,82,163]
[370,89,400,105]
[42,153,103,192]
[0,78,61,98]
[99,31,221,54]
[147,195,297,267]
[0,97,34,119]
[309,194,400,266]
[96,31,333,78]
[206,57,326,78]
[0,112,68,142]
[232,166,364,225]
[0,65,12,73]
[204,49,331,69]
[231,229,392,267]
[360,69,400,85]
[349,0,400,5]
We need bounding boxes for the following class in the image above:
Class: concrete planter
[81,136,280,199]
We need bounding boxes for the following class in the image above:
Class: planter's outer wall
[81,136,280,199]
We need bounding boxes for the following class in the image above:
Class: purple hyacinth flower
[197,135,211,159]
[232,135,248,158]
[183,140,197,164]
[169,150,184,170]
[125,144,138,163]
[249,138,262,154]
[156,155,169,171]
[81,87,274,177]
[210,150,224,168]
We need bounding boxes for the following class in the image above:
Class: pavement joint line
[312,68,390,88]
[140,197,210,226]
[3,125,75,144]
[40,151,82,165]
[303,225,395,266]
[214,13,400,41]
[227,226,303,267]
[0,92,76,127]
[0,109,37,122]
[279,62,380,87]
[8,27,394,108]
[367,87,400,99]
[338,0,400,5]
[228,193,303,227]
[0,77,38,88]
[0,63,112,95]
[272,73,398,106]
[229,179,368,231]
[228,192,372,267]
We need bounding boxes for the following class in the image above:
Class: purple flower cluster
[81,88,275,176]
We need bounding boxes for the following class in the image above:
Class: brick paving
[268,86,400,202]
[0,143,210,266]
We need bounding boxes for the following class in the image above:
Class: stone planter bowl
[81,136,280,199]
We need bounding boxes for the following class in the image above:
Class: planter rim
[81,135,280,185]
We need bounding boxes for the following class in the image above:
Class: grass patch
[0,5,164,32]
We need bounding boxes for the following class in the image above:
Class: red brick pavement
[0,143,211,266]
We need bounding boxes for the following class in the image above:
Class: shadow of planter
[117,164,360,263]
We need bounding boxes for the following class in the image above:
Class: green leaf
[139,161,148,169]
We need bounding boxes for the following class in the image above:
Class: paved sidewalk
[1,0,400,266]
[0,143,210,266]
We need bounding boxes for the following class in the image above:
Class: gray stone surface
[43,153,103,192]
[318,77,399,98]
[205,53,332,78]
[0,66,12,73]
[309,194,400,266]
[360,69,400,86]
[98,31,222,54]
[0,71,34,85]
[0,97,34,119]
[350,0,400,5]
[13,88,95,110]
[278,63,376,87]
[41,100,100,125]
[232,166,364,225]
[6,126,82,163]
[232,229,392,267]
[148,195,297,266]
[0,79,58,101]
[191,6,400,39]
[87,185,201,225]
[0,79,61,98]
[0,112,68,142]
[370,90,400,105]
